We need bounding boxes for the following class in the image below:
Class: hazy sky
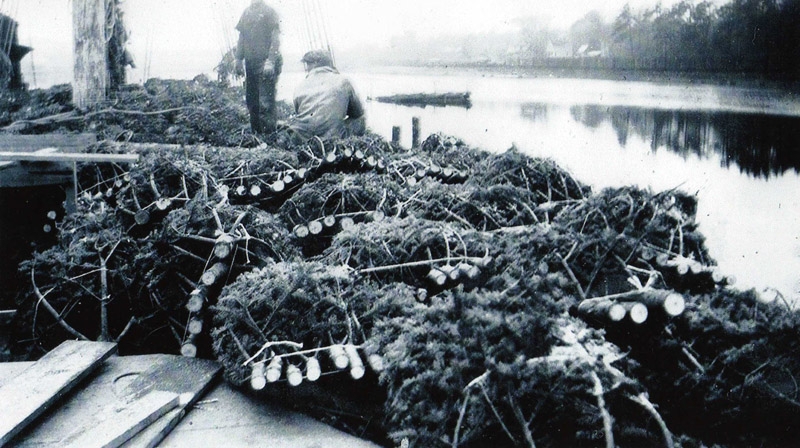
[9,0,723,86]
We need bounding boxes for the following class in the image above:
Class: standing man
[234,0,282,134]
[286,50,365,141]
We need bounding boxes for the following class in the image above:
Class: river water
[280,68,800,303]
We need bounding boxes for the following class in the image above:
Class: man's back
[291,66,363,139]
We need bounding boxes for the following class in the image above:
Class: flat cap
[301,50,333,66]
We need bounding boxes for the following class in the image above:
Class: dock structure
[0,133,139,316]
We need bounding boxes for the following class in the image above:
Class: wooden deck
[0,133,96,188]
[0,342,379,447]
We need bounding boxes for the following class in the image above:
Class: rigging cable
[300,0,335,66]
[211,0,236,59]
[310,0,334,65]
[0,0,20,82]
[1,0,20,57]
[298,1,313,51]
[301,0,320,50]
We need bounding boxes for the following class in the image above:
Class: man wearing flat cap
[234,0,282,134]
[286,49,365,140]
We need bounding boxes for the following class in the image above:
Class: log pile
[8,80,800,448]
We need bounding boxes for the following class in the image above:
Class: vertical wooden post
[66,161,78,214]
[411,117,421,148]
[391,126,401,146]
[72,0,107,109]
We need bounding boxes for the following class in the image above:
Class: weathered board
[0,151,139,164]
[159,381,381,447]
[0,133,97,187]
[59,390,179,448]
[0,133,97,152]
[9,355,216,447]
[0,355,377,448]
[119,356,221,448]
[0,340,118,445]
[0,150,73,188]
[0,354,380,447]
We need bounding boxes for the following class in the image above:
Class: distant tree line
[505,0,798,79]
[608,0,800,78]
[348,0,800,80]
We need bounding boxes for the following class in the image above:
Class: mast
[72,0,107,108]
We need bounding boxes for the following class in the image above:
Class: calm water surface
[280,69,800,302]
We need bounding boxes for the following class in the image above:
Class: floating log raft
[372,92,472,109]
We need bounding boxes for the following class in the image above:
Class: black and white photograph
[1,0,799,446]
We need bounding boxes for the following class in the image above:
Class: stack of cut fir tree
[7,79,800,448]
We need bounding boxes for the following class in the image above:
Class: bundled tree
[14,139,301,357]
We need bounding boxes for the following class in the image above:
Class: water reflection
[569,104,607,129]
[344,70,800,302]
[520,103,549,122]
[551,104,800,178]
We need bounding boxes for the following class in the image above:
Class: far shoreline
[345,62,800,92]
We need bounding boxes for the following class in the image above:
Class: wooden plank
[160,381,381,448]
[0,151,139,163]
[0,148,67,171]
[59,390,179,448]
[0,134,96,152]
[119,356,221,448]
[2,356,380,448]
[0,362,34,388]
[10,355,214,447]
[0,340,118,445]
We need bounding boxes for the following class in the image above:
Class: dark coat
[235,1,280,62]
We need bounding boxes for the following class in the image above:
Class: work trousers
[244,59,278,134]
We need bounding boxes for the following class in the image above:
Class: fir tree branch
[226,325,252,361]
[627,393,674,448]
[115,316,140,343]
[31,268,90,341]
[99,251,110,342]
[556,252,586,300]
[590,372,615,448]
[357,255,489,275]
[507,393,536,448]
[451,390,471,448]
[479,384,517,444]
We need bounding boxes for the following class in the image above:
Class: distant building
[576,42,610,58]
[546,39,572,59]
[505,44,529,65]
